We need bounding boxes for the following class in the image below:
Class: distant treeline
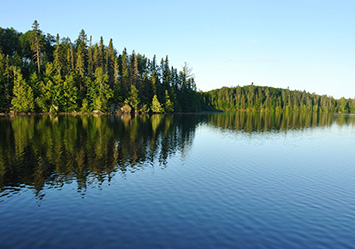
[204,84,355,113]
[0,21,205,113]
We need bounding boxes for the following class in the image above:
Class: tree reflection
[0,112,354,198]
[0,114,200,197]
[206,112,354,132]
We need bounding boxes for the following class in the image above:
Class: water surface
[1,112,355,248]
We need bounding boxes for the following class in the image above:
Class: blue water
[0,113,355,248]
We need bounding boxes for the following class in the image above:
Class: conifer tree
[127,85,140,111]
[88,36,93,77]
[98,36,105,69]
[53,34,64,76]
[164,90,174,112]
[68,38,75,71]
[35,63,58,112]
[106,38,115,88]
[30,20,43,74]
[11,67,34,112]
[151,95,164,113]
[93,43,99,71]
[61,72,78,112]
[92,67,112,111]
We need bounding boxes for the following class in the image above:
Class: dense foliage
[205,84,355,113]
[0,21,204,113]
[1,21,354,114]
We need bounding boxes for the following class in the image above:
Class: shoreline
[0,110,223,117]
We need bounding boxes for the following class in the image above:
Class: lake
[1,112,355,249]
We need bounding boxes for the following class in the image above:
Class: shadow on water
[0,112,354,198]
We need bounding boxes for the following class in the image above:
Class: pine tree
[88,36,93,77]
[98,36,105,69]
[30,20,43,74]
[120,48,129,100]
[164,90,174,112]
[53,34,64,75]
[106,38,115,88]
[92,67,112,111]
[127,85,140,111]
[35,63,57,112]
[76,45,85,77]
[11,67,34,112]
[68,38,75,71]
[151,94,164,113]
[62,72,78,112]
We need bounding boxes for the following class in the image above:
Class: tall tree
[88,36,93,77]
[98,36,105,69]
[30,20,44,74]
[106,38,115,88]
[53,34,63,75]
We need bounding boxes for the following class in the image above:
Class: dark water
[1,112,355,249]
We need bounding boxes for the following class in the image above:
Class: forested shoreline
[0,21,354,114]
[205,85,355,113]
[0,21,205,114]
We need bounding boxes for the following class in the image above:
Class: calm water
[1,112,355,249]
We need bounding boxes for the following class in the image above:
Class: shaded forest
[0,21,205,113]
[205,84,355,113]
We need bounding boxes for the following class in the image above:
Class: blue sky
[1,0,354,98]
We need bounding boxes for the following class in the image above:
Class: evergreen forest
[0,21,354,114]
[0,21,204,113]
[205,85,355,113]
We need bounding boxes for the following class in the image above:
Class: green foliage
[34,63,60,112]
[0,21,205,113]
[61,73,78,112]
[91,67,112,111]
[3,21,353,114]
[11,67,34,112]
[126,85,140,111]
[151,95,164,113]
[164,90,174,112]
[205,85,355,113]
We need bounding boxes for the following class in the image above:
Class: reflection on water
[207,111,355,132]
[0,112,354,198]
[0,114,199,198]
[1,112,355,249]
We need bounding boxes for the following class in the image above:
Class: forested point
[0,21,205,114]
[1,21,354,114]
[205,84,355,113]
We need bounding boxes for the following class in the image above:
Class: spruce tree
[11,67,34,112]
[30,20,43,74]
[127,85,140,111]
[92,67,112,111]
[164,90,174,112]
[151,95,164,113]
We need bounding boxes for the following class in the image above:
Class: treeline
[205,84,355,113]
[0,21,205,113]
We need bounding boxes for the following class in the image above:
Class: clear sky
[1,0,354,98]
